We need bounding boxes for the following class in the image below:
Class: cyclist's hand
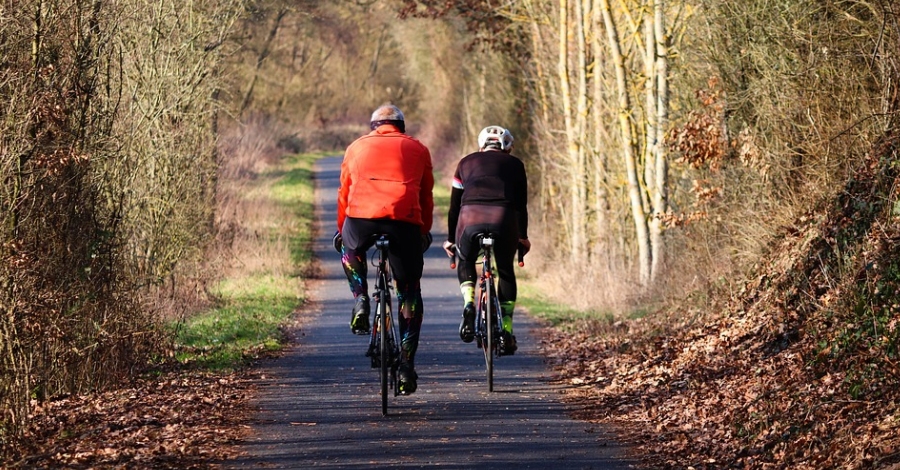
[332,230,343,253]
[442,240,455,258]
[518,238,531,256]
[421,232,433,252]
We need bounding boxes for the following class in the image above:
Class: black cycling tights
[341,217,424,364]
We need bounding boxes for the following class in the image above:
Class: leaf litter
[3,368,256,469]
[538,133,900,469]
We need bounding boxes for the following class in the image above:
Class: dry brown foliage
[212,117,299,281]
[540,133,900,469]
[3,368,254,469]
[0,0,242,442]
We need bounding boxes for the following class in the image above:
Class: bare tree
[599,0,651,284]
[0,0,244,438]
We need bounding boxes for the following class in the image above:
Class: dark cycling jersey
[447,150,528,244]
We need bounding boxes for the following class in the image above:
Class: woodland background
[1,0,898,468]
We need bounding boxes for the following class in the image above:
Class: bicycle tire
[378,276,389,416]
[387,290,399,398]
[484,274,495,392]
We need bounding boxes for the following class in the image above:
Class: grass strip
[516,283,617,330]
[174,152,320,370]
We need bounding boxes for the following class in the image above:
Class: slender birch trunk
[644,8,657,207]
[599,0,651,285]
[573,0,589,259]
[589,2,612,269]
[649,0,669,281]
[524,0,551,124]
[590,0,610,265]
[558,0,584,261]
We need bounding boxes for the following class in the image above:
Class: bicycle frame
[366,235,400,415]
[473,234,503,392]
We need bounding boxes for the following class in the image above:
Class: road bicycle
[364,235,400,416]
[475,234,502,392]
[451,233,524,392]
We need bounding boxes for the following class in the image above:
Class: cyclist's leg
[393,275,422,395]
[457,211,501,342]
[454,221,478,305]
[385,221,423,393]
[494,211,519,328]
[454,228,479,342]
[395,285,423,363]
[340,218,373,296]
[495,240,517,334]
[493,212,519,354]
[341,218,376,333]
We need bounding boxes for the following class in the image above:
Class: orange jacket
[337,124,434,234]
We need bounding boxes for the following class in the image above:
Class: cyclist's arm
[419,148,435,235]
[516,160,528,240]
[447,186,463,243]
[447,161,465,243]
[337,152,353,232]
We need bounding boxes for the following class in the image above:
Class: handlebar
[446,242,526,269]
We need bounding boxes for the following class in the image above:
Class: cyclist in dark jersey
[442,126,530,355]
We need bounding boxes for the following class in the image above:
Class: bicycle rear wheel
[378,281,389,416]
[387,292,399,398]
[483,277,495,392]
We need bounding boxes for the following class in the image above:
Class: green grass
[269,153,317,269]
[175,275,300,369]
[173,152,322,370]
[516,283,617,330]
[432,175,452,213]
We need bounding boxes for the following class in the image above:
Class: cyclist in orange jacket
[334,104,434,394]
[442,125,530,355]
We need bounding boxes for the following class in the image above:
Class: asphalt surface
[227,156,635,469]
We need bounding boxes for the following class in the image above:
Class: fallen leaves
[2,368,256,469]
[539,135,900,469]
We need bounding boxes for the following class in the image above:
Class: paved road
[228,156,634,469]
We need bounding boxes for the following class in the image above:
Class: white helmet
[477,125,514,152]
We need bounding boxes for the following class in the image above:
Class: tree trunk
[558,0,584,262]
[573,0,589,261]
[649,0,669,282]
[599,0,651,285]
[590,0,610,266]
[240,8,288,117]
[525,0,551,124]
